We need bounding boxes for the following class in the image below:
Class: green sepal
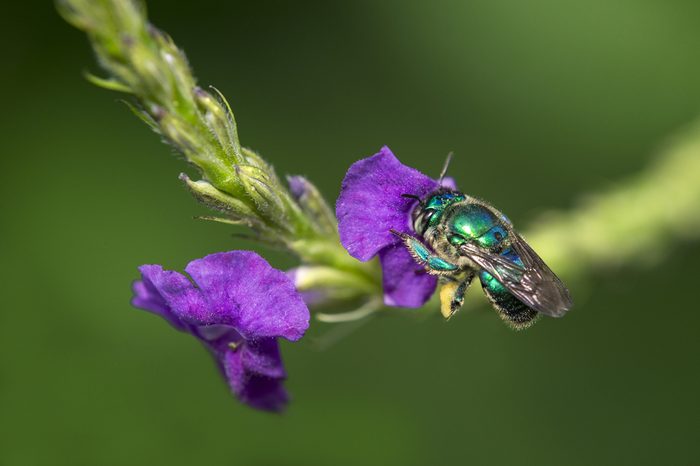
[235,164,286,219]
[121,100,159,132]
[85,72,133,93]
[179,173,256,219]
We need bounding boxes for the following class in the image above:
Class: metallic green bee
[392,160,572,329]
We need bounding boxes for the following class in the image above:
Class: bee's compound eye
[413,208,435,234]
[448,234,466,246]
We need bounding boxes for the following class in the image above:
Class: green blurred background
[2,1,700,465]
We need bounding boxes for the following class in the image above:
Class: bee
[392,157,572,329]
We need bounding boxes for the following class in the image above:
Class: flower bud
[128,42,171,102]
[160,113,199,151]
[287,176,336,234]
[194,87,242,163]
[236,164,286,220]
[179,173,256,219]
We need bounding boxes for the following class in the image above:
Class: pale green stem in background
[59,0,700,323]
[526,124,700,280]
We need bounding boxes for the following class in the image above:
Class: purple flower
[131,251,310,412]
[336,146,453,307]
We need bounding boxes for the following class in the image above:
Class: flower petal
[440,176,458,191]
[134,265,207,330]
[240,338,287,379]
[336,146,439,261]
[379,244,437,308]
[131,279,184,329]
[223,344,289,412]
[194,324,242,353]
[184,251,310,341]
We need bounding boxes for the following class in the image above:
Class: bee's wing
[459,234,573,317]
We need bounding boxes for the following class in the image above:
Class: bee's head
[404,190,465,235]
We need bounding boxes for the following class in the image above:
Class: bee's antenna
[438,151,454,185]
[401,193,424,207]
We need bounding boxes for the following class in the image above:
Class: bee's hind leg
[439,272,475,320]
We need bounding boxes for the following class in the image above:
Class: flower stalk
[58,0,381,310]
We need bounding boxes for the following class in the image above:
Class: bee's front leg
[390,229,458,275]
[390,230,474,319]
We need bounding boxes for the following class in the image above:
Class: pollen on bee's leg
[439,281,459,319]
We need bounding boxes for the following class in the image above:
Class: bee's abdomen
[479,249,538,329]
